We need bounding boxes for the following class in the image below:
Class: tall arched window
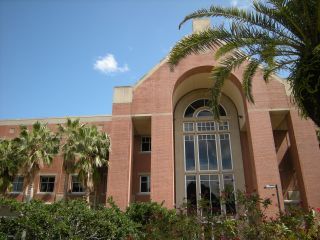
[183,99,236,214]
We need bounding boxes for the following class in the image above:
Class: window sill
[69,192,85,195]
[140,151,151,154]
[137,192,150,196]
[36,192,55,195]
[8,192,22,195]
[284,200,300,204]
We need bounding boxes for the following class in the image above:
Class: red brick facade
[1,50,320,215]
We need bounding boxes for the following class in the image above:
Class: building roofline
[133,56,168,90]
[0,115,112,126]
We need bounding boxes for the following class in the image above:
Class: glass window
[220,134,232,170]
[140,175,150,193]
[40,176,55,193]
[219,105,227,116]
[182,99,234,215]
[191,99,205,110]
[197,110,213,117]
[223,174,236,214]
[141,137,151,152]
[186,175,197,211]
[198,135,218,170]
[12,176,24,192]
[183,122,194,132]
[184,98,226,118]
[218,121,229,131]
[200,175,221,214]
[71,175,84,193]
[197,121,215,132]
[185,106,195,118]
[184,135,196,171]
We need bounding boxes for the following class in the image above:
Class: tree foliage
[0,139,22,194]
[0,119,110,204]
[169,0,320,126]
[16,122,60,197]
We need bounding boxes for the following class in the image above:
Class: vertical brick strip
[151,115,174,208]
[106,118,133,209]
[247,110,284,216]
[287,110,320,208]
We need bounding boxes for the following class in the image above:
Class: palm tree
[17,122,60,201]
[60,119,110,204]
[75,125,110,205]
[59,118,83,200]
[0,138,22,194]
[169,0,320,127]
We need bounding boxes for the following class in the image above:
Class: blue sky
[0,0,250,119]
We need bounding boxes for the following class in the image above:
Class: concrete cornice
[0,115,112,126]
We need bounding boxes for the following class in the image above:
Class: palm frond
[210,66,232,120]
[242,60,260,103]
[168,28,230,68]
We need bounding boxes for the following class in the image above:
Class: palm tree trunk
[63,173,69,201]
[22,180,29,202]
[22,183,33,202]
[86,172,91,204]
[85,189,90,204]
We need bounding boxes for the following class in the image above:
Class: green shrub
[0,198,139,240]
[0,194,319,240]
[126,201,201,240]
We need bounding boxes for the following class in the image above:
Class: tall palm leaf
[17,122,60,201]
[169,0,320,126]
[75,125,110,204]
[60,119,110,204]
[59,119,83,200]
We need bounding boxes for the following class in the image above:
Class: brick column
[247,110,284,216]
[150,114,174,208]
[106,117,133,209]
[287,110,320,208]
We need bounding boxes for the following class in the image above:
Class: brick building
[1,19,319,215]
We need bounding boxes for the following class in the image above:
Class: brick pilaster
[106,117,133,209]
[150,114,174,208]
[247,110,284,216]
[287,110,320,208]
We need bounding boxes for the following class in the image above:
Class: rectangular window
[197,121,215,132]
[184,135,196,171]
[186,175,197,211]
[218,121,229,131]
[12,176,24,192]
[71,175,84,193]
[140,175,150,193]
[223,174,236,214]
[183,122,194,132]
[39,176,55,193]
[198,134,218,170]
[141,137,151,152]
[220,134,232,170]
[200,175,221,214]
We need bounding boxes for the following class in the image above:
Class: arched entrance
[173,72,246,214]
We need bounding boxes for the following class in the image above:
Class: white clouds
[94,54,129,74]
